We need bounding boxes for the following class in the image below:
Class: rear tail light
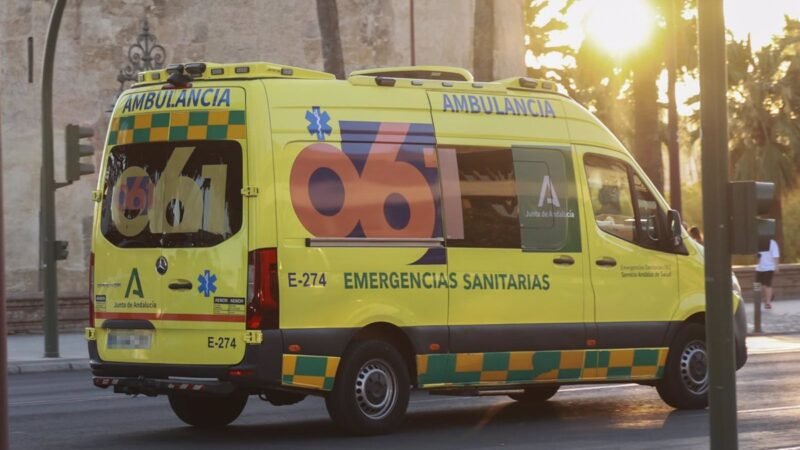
[89,252,95,327]
[246,248,279,330]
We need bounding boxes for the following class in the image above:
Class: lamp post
[40,0,67,358]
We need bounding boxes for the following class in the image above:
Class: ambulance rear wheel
[325,340,410,435]
[657,323,709,409]
[509,385,560,403]
[168,391,248,428]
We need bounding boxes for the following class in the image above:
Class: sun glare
[583,0,656,58]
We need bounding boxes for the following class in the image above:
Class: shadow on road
[103,396,713,449]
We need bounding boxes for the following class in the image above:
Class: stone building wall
[0,0,525,306]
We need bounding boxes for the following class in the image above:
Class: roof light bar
[165,64,184,75]
[184,63,206,76]
[375,77,396,87]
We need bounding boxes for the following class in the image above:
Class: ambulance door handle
[552,256,575,266]
[168,280,193,290]
[595,257,617,267]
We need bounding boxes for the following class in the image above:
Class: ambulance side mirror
[667,209,683,247]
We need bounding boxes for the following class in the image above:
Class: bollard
[753,282,762,333]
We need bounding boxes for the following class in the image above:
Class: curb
[7,359,90,375]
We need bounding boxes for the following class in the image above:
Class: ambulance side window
[584,155,636,243]
[512,147,581,252]
[439,147,521,249]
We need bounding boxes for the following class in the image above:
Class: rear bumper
[89,329,284,389]
[93,375,238,396]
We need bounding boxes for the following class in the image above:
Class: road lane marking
[739,404,800,414]
[747,336,800,354]
[10,394,129,407]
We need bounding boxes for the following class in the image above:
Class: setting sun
[583,0,657,58]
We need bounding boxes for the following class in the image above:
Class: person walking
[756,239,780,309]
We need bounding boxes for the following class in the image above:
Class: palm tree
[526,0,698,196]
[723,18,800,245]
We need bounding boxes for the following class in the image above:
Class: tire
[656,323,709,409]
[508,385,560,403]
[325,340,410,435]
[168,391,248,428]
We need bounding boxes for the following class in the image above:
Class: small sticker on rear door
[214,297,245,315]
[95,295,106,312]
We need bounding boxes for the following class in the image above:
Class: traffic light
[65,124,94,182]
[729,181,776,254]
[54,240,69,261]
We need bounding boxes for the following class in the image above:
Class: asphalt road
[9,351,800,450]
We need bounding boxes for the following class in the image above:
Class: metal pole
[410,0,416,66]
[753,282,762,333]
[698,1,738,448]
[0,69,10,450]
[40,0,66,358]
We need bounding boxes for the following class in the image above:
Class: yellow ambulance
[87,61,747,434]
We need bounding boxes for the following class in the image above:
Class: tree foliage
[526,0,697,194]
[721,18,800,243]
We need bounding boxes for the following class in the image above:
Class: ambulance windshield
[99,140,243,248]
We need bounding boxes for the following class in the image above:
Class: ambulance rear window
[99,140,243,248]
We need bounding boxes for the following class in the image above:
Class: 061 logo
[289,121,442,239]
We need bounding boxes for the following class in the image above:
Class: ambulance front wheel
[168,390,248,428]
[656,322,709,409]
[509,384,560,403]
[325,340,410,435]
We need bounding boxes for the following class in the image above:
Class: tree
[316,0,345,79]
[525,0,628,134]
[526,0,698,197]
[473,0,495,81]
[723,18,800,246]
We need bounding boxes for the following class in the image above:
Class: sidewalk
[5,332,89,374]
[744,297,800,335]
[6,300,800,374]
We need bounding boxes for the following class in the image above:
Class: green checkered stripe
[281,354,340,391]
[417,348,668,388]
[107,110,246,146]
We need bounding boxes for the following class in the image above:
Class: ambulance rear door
[95,85,249,366]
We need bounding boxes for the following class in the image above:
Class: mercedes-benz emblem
[156,256,168,275]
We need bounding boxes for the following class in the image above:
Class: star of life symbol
[197,270,217,298]
[305,106,332,141]
[538,175,561,208]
